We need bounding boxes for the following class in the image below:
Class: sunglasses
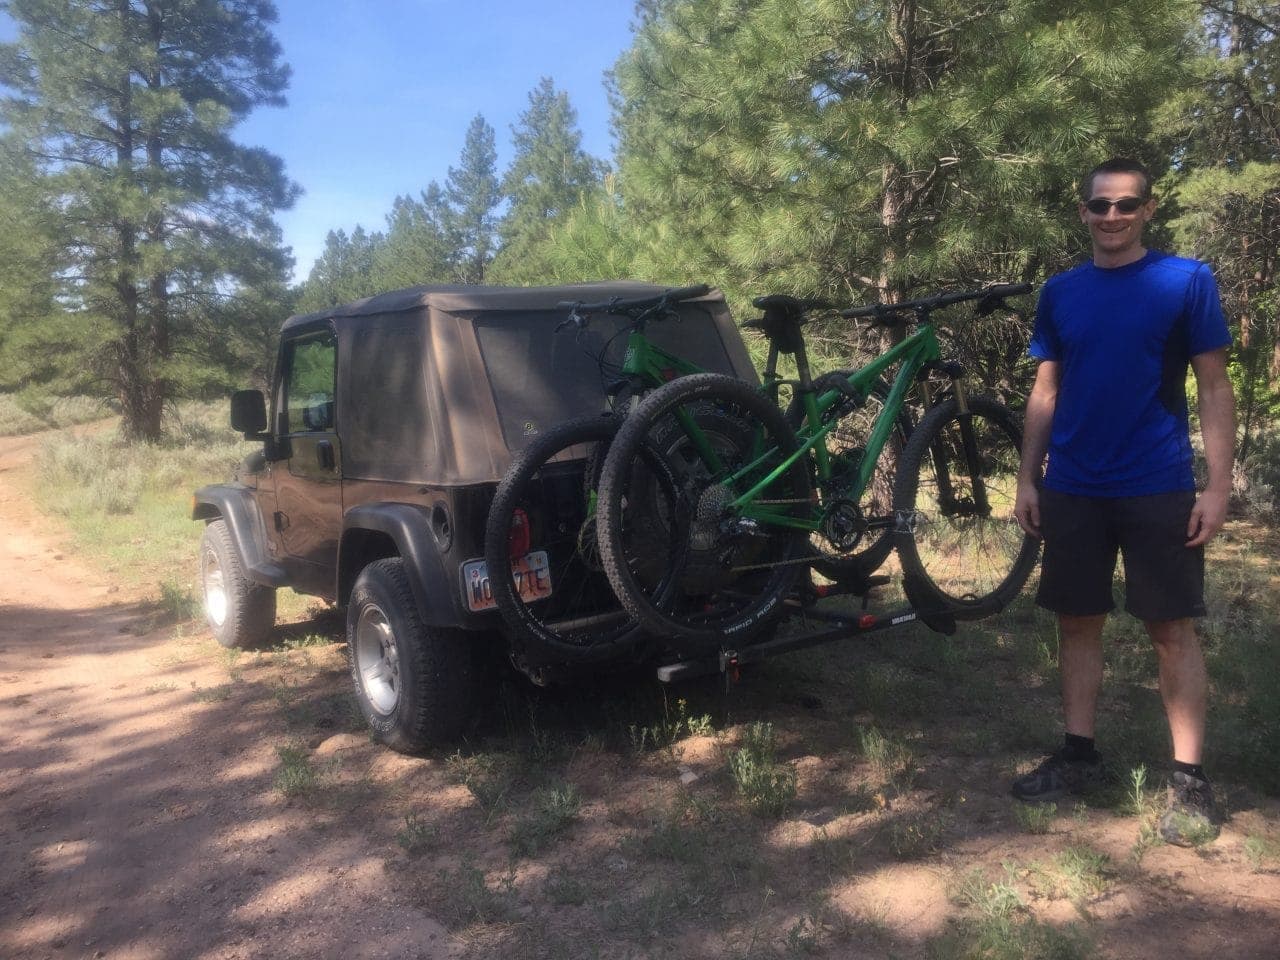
[1084,196,1147,215]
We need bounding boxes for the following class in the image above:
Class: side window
[282,330,337,434]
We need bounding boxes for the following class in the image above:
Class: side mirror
[230,389,268,436]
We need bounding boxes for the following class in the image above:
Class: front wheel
[199,519,276,648]
[892,397,1039,617]
[596,373,811,652]
[347,558,476,753]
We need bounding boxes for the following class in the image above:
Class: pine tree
[610,0,1191,333]
[296,226,382,313]
[0,138,77,391]
[1160,3,1280,461]
[371,185,454,289]
[0,0,297,439]
[445,114,500,283]
[490,78,606,283]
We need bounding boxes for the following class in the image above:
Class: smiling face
[1079,171,1157,268]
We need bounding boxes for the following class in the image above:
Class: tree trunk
[142,0,170,441]
[114,0,155,441]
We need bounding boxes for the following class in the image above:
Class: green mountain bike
[594,284,1041,652]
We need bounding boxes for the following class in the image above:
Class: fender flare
[340,503,459,627]
[191,483,289,587]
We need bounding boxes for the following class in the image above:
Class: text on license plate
[461,551,553,613]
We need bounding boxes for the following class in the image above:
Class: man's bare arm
[1187,347,1235,547]
[1015,360,1059,539]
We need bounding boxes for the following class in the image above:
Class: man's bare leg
[1059,613,1107,738]
[1145,617,1207,764]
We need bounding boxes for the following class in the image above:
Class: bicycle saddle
[751,294,832,314]
[744,295,832,354]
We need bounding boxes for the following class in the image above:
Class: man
[1012,157,1236,845]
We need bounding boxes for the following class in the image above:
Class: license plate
[461,551,552,613]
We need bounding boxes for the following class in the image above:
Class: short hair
[1079,158,1153,201]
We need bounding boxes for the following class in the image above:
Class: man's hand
[1186,487,1228,547]
[1015,477,1042,539]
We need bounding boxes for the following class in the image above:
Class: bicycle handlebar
[556,283,712,316]
[838,282,1033,321]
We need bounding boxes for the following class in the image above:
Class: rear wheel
[348,558,476,752]
[597,373,811,651]
[483,415,644,662]
[892,396,1039,617]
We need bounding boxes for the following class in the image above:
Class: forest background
[1,0,1278,512]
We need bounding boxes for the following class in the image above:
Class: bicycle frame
[724,322,944,532]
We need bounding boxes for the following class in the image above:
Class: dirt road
[0,432,453,960]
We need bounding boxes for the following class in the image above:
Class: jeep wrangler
[192,282,755,752]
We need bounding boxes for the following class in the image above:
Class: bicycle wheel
[484,415,646,662]
[893,396,1040,616]
[786,373,911,585]
[597,373,811,651]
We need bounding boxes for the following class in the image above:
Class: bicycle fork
[925,374,993,518]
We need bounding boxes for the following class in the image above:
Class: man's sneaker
[1158,772,1221,847]
[1010,749,1105,802]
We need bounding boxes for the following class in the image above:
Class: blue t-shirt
[1029,250,1231,497]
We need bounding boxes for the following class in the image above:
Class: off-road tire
[484,415,645,662]
[893,396,1039,617]
[347,558,476,753]
[597,373,811,651]
[199,519,276,648]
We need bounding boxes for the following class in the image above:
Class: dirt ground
[0,431,454,960]
[2,426,1279,960]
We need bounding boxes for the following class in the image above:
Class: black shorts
[1035,488,1205,621]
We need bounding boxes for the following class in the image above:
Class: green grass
[192,683,232,703]
[507,782,581,858]
[1038,846,1112,903]
[27,401,255,587]
[395,811,438,856]
[430,859,515,927]
[1244,833,1280,871]
[729,721,797,818]
[934,866,1094,960]
[856,725,917,792]
[446,751,517,822]
[0,392,112,436]
[275,743,321,799]
[1013,801,1057,834]
[627,695,715,753]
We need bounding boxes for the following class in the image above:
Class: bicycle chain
[717,506,919,572]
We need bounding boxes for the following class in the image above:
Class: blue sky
[240,0,637,280]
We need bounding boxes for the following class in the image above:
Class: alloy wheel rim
[203,547,228,626]
[354,604,400,716]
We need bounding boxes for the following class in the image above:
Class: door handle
[316,440,335,470]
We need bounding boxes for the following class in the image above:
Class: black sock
[1173,760,1207,782]
[1063,733,1099,762]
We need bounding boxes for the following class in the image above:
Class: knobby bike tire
[785,374,912,585]
[596,372,811,651]
[483,415,646,662]
[892,396,1040,617]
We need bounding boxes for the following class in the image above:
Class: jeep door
[271,326,342,596]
